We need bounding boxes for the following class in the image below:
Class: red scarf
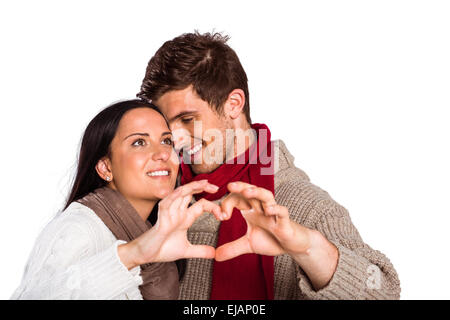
[180,123,275,300]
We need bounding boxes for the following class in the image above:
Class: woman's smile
[146,168,171,178]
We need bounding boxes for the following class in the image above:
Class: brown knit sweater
[179,140,401,300]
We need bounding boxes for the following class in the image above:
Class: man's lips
[178,141,203,158]
[186,143,202,156]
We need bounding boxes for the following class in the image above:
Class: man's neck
[227,124,257,162]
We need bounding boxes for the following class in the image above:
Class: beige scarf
[77,186,179,300]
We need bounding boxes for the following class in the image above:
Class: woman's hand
[118,180,223,269]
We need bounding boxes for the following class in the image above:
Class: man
[137,32,400,299]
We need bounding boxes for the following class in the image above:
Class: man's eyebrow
[167,111,197,123]
[123,133,149,141]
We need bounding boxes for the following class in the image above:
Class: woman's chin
[153,187,173,200]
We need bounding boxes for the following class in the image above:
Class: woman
[11,99,224,299]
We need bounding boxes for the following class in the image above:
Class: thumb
[215,236,252,262]
[184,244,216,259]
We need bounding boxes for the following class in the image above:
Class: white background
[1,0,449,300]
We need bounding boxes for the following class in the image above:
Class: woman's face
[106,107,179,204]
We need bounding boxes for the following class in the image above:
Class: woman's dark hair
[65,99,162,209]
[64,99,185,278]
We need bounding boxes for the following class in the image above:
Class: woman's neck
[107,184,156,221]
[127,198,157,221]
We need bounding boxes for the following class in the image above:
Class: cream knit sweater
[11,139,401,300]
[11,202,144,300]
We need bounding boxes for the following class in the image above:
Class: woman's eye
[181,117,194,124]
[132,139,146,147]
[162,137,174,146]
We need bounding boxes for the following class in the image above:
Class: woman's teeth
[147,170,169,177]
[187,144,202,155]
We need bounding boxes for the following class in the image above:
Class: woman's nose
[152,145,170,162]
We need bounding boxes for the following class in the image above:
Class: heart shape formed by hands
[213,181,307,262]
[125,180,310,268]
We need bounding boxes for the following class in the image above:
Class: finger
[177,180,208,197]
[228,182,276,206]
[204,183,220,194]
[157,195,182,218]
[242,187,276,207]
[158,187,181,209]
[168,194,184,214]
[184,244,215,259]
[181,182,220,196]
[178,181,219,198]
[248,197,264,214]
[265,204,289,218]
[160,180,212,209]
[265,204,290,227]
[188,198,223,221]
[215,236,252,261]
[179,194,192,211]
[227,181,254,193]
[220,193,251,219]
[238,200,264,218]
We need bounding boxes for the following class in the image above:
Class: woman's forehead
[117,108,170,136]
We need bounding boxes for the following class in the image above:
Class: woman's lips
[146,169,171,178]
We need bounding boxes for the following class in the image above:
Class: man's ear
[95,157,113,182]
[223,89,245,120]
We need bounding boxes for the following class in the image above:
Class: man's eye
[181,117,194,124]
[132,139,146,147]
[162,137,174,146]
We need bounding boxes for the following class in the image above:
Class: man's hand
[215,181,313,261]
[216,181,339,291]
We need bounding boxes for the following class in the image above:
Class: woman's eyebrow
[123,133,149,141]
[161,131,172,137]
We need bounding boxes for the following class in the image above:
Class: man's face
[155,86,234,175]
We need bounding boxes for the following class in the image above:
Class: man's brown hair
[137,31,251,123]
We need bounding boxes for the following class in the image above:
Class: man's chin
[190,162,222,175]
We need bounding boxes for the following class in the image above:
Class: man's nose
[171,128,192,151]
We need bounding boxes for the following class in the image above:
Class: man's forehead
[157,90,207,122]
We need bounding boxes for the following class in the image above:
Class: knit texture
[179,140,401,300]
[11,202,143,300]
[11,140,401,300]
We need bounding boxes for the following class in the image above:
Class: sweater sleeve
[295,199,401,300]
[11,218,143,300]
